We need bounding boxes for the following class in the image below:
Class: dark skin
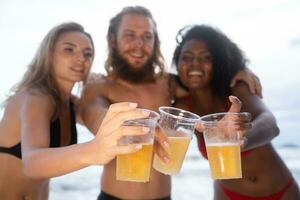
[175,38,300,199]
[81,12,263,199]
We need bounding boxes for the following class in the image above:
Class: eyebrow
[183,50,210,54]
[123,29,153,34]
[63,42,93,51]
[63,42,76,46]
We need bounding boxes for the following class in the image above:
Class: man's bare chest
[108,85,172,110]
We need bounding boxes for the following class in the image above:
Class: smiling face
[178,39,213,90]
[115,14,155,71]
[52,31,93,86]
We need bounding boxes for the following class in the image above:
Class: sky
[1,0,300,141]
[0,0,299,89]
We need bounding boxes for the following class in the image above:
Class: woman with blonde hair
[0,22,150,200]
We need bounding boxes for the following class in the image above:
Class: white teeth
[71,67,84,73]
[188,71,203,76]
[130,51,144,58]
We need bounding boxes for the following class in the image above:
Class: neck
[56,80,74,103]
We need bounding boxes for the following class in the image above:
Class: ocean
[47,80,300,199]
[49,124,300,200]
[1,1,300,199]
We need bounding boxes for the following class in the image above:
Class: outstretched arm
[230,68,262,98]
[21,95,149,179]
[232,82,279,151]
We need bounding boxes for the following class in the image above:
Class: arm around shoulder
[80,78,111,135]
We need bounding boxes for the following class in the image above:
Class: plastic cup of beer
[201,112,251,180]
[116,109,159,182]
[153,107,200,175]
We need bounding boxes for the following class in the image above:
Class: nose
[192,57,201,65]
[134,37,144,48]
[76,51,85,63]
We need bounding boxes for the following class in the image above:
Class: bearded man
[81,6,261,200]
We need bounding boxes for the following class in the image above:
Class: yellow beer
[206,143,241,179]
[116,143,153,182]
[153,136,191,175]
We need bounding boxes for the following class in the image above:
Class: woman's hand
[220,96,251,145]
[195,96,251,147]
[86,102,151,165]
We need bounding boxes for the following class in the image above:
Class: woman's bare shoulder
[20,90,55,117]
[3,90,54,125]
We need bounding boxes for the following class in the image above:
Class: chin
[189,83,203,89]
[129,64,146,71]
[72,76,85,82]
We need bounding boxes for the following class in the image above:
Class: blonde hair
[4,22,94,113]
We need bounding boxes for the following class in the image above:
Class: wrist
[78,141,96,166]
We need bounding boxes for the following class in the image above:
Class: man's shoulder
[86,73,115,87]
[82,74,113,98]
[154,72,171,83]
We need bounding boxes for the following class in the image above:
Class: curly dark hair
[172,25,248,97]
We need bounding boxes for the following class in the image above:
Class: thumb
[195,122,204,132]
[228,96,242,113]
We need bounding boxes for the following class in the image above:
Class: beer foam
[206,142,239,147]
[168,136,191,140]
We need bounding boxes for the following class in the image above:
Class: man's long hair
[105,6,165,76]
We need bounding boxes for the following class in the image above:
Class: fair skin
[82,14,172,199]
[81,13,263,199]
[0,31,149,200]
[115,14,155,70]
[176,39,299,199]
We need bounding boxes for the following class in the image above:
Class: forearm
[82,104,108,135]
[243,112,279,151]
[22,141,94,179]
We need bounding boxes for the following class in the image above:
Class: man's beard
[111,49,155,83]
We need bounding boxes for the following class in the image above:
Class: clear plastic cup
[201,112,251,179]
[116,109,159,182]
[153,107,200,175]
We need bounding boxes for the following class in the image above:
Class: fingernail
[163,141,169,148]
[142,127,150,132]
[164,156,171,163]
[141,110,150,116]
[129,102,137,108]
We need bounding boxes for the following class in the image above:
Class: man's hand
[154,126,171,164]
[230,68,262,98]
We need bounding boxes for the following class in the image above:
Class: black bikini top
[0,101,77,159]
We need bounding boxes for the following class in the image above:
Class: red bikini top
[184,95,253,159]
